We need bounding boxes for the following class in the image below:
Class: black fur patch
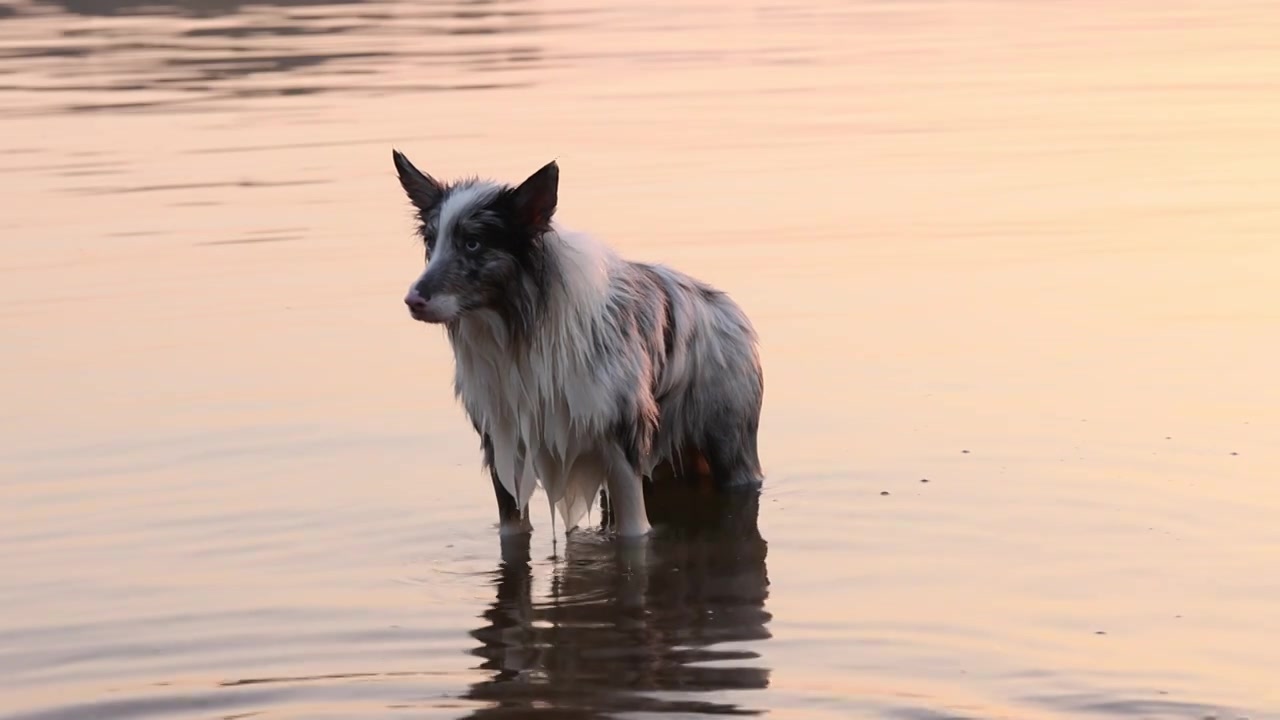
[478,425,523,524]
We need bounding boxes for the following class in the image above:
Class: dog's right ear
[513,160,559,229]
[392,149,443,215]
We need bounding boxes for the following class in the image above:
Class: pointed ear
[392,149,443,216]
[513,160,559,228]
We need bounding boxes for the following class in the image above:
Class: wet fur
[393,150,764,537]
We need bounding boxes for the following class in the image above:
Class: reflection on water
[465,490,769,718]
[35,0,370,18]
[0,0,576,114]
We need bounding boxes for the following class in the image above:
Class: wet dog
[393,151,764,537]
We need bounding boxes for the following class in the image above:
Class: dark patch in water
[65,179,326,195]
[197,235,300,246]
[1028,693,1242,720]
[459,488,772,718]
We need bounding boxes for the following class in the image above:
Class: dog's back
[626,260,764,490]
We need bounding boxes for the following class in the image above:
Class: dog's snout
[404,291,429,311]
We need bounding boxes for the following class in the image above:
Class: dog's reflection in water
[462,486,771,718]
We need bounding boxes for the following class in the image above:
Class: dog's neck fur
[446,224,627,529]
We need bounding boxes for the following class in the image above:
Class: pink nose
[404,292,428,311]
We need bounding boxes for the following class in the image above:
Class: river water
[2,0,1279,718]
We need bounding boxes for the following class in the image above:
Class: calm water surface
[3,0,1280,718]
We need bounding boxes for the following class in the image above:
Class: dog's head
[393,150,558,325]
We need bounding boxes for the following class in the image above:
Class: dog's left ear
[392,149,443,216]
[513,160,558,228]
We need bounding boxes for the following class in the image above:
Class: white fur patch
[436,182,500,257]
[451,225,623,531]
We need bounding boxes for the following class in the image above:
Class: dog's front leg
[481,431,532,535]
[489,467,531,535]
[603,446,652,539]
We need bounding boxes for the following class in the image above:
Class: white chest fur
[449,230,623,531]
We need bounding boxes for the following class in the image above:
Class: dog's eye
[465,239,481,253]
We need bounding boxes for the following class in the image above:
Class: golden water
[2,0,1279,717]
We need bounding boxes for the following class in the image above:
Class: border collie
[393,150,764,538]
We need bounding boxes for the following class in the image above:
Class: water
[3,0,1279,717]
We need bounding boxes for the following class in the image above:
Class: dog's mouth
[408,307,448,324]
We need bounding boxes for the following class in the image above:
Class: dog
[393,150,764,538]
